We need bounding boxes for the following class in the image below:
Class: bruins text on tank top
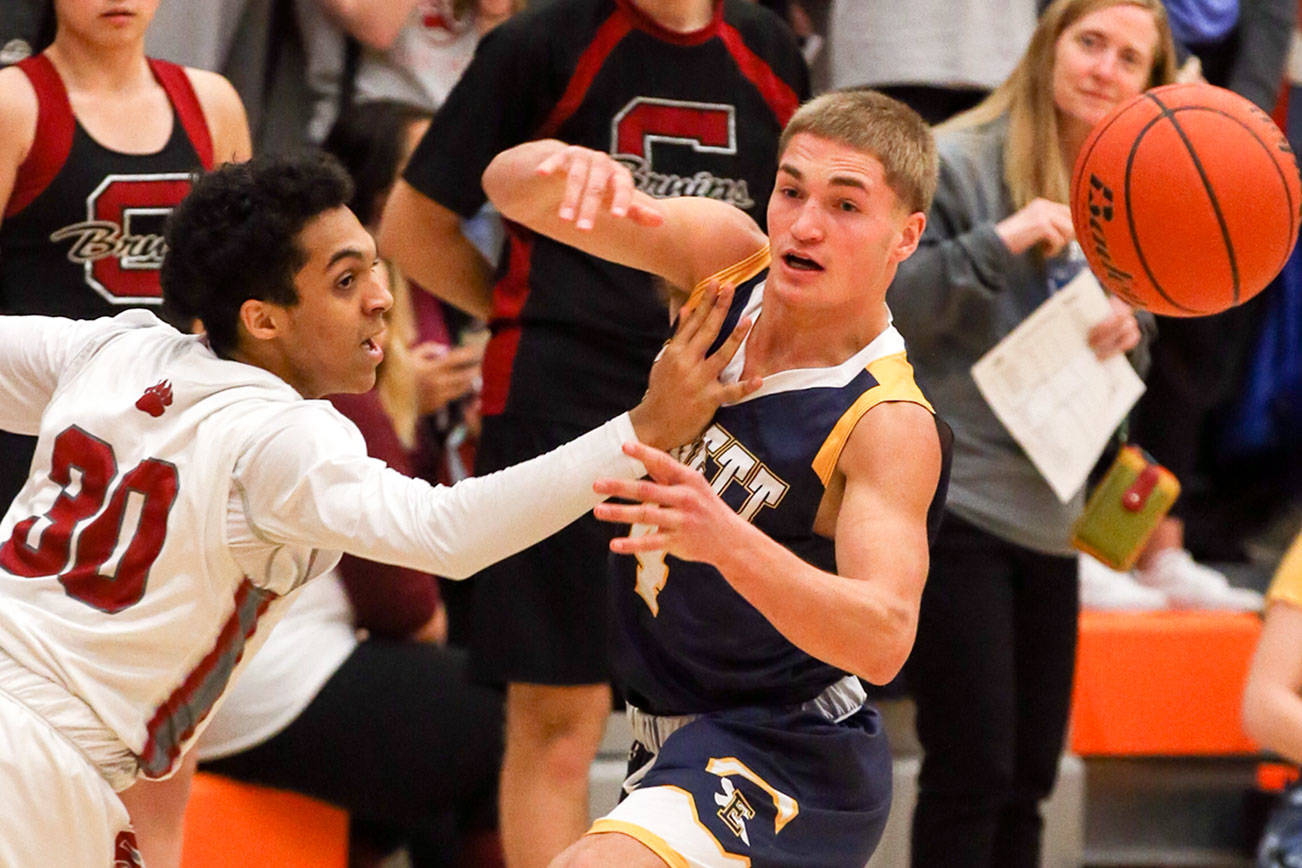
[0,54,214,318]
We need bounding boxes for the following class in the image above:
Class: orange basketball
[1070,82,1302,317]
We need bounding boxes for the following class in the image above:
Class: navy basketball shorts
[453,413,618,686]
[591,704,893,867]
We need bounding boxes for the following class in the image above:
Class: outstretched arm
[593,402,942,684]
[245,285,759,579]
[0,316,122,435]
[483,139,768,293]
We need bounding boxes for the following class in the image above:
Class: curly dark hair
[161,152,354,357]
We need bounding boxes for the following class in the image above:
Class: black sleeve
[401,19,562,218]
[727,0,811,104]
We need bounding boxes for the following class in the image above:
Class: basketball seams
[1159,104,1300,283]
[1072,97,1144,220]
[1145,91,1240,308]
[1124,96,1203,313]
[1071,82,1298,317]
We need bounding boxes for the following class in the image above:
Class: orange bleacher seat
[181,772,347,868]
[1070,610,1263,756]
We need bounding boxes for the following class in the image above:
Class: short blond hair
[778,89,939,215]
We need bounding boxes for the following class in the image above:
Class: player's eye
[838,199,860,213]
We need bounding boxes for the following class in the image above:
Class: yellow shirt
[1267,532,1302,607]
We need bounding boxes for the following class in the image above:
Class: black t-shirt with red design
[403,0,809,428]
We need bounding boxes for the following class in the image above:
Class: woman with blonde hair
[887,1,1176,865]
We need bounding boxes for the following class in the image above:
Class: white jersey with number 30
[0,310,643,784]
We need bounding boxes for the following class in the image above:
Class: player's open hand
[535,144,664,230]
[1088,293,1142,360]
[627,280,761,451]
[593,441,743,564]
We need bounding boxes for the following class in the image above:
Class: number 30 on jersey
[0,426,179,613]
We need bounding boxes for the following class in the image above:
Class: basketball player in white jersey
[0,152,753,867]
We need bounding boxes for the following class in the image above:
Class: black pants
[0,431,36,514]
[202,639,503,867]
[905,513,1078,868]
[874,85,989,126]
[1129,295,1271,558]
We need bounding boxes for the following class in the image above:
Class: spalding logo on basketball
[1070,82,1302,317]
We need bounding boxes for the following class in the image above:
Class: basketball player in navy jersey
[378,0,809,861]
[0,0,251,512]
[483,89,951,867]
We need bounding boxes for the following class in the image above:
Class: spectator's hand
[996,198,1075,257]
[1088,294,1142,360]
[535,144,664,230]
[593,440,743,565]
[627,281,760,451]
[411,341,484,415]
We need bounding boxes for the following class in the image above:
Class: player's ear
[238,299,282,342]
[891,211,926,263]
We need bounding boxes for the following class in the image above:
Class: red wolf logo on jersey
[136,380,174,417]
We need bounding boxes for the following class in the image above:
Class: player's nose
[790,198,824,241]
[363,271,393,314]
[1091,49,1122,81]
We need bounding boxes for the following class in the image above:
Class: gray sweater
[889,118,1149,555]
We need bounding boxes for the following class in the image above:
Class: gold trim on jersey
[684,245,771,313]
[811,351,935,486]
[589,819,692,868]
[592,784,754,866]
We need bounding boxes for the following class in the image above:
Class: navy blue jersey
[402,0,809,428]
[611,250,949,715]
[0,54,214,318]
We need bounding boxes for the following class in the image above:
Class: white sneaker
[1134,549,1265,612]
[1078,554,1169,611]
